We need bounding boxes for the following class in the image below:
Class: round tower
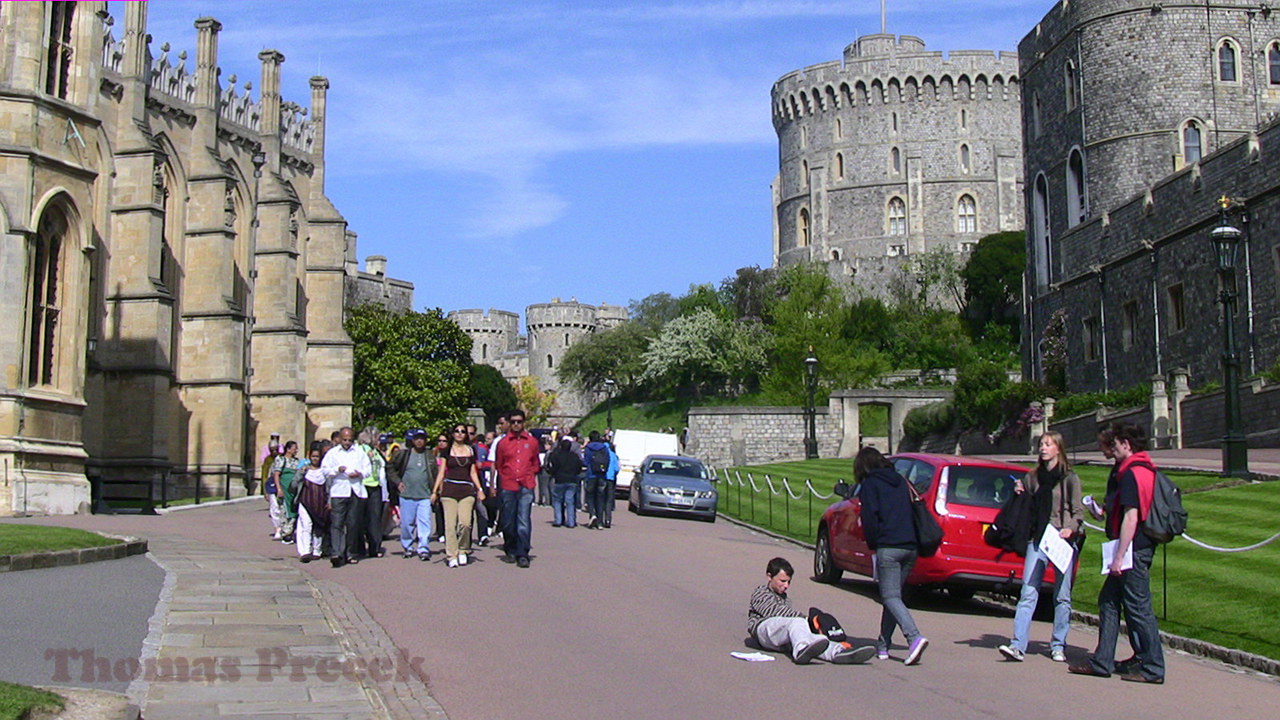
[771,33,1023,303]
[594,302,630,330]
[448,308,521,365]
[526,298,600,421]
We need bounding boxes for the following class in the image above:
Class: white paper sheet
[730,651,776,662]
[1100,539,1134,574]
[1038,524,1075,574]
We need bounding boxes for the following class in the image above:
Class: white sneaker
[1051,649,1067,663]
[458,553,468,566]
[447,558,458,568]
[998,644,1025,662]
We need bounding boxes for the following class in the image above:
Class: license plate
[670,495,694,506]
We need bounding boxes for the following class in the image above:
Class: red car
[813,453,1062,598]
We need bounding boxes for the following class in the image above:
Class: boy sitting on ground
[747,557,876,664]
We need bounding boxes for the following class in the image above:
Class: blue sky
[114,1,1051,322]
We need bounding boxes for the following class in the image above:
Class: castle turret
[449,308,522,365]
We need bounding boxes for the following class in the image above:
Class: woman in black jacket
[855,446,929,666]
[545,439,584,528]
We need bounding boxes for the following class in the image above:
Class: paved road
[0,553,162,692]
[34,502,1280,720]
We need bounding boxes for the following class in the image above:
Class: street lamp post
[604,378,615,431]
[1210,206,1250,478]
[804,353,819,460]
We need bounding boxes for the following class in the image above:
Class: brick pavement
[136,536,447,720]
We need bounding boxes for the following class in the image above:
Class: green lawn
[718,458,1280,661]
[0,681,63,720]
[0,525,118,556]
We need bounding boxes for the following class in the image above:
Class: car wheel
[813,527,843,583]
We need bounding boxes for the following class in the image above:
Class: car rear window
[945,466,1022,509]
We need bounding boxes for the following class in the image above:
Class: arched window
[1033,174,1051,285]
[28,207,69,386]
[801,159,809,188]
[959,144,972,173]
[830,249,842,261]
[887,197,907,236]
[1218,39,1239,82]
[547,354,554,369]
[1031,92,1043,137]
[891,112,899,133]
[959,108,968,129]
[1182,120,1203,163]
[564,332,570,346]
[835,152,845,180]
[890,146,901,174]
[44,1,75,99]
[1270,43,1280,85]
[835,117,843,138]
[797,207,811,248]
[800,126,808,148]
[1064,60,1079,110]
[957,194,977,233]
[482,343,488,360]
[1066,148,1087,225]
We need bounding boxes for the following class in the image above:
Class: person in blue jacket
[582,431,612,529]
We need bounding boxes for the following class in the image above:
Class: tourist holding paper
[998,431,1084,663]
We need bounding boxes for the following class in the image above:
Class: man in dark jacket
[545,439,584,528]
[582,431,611,529]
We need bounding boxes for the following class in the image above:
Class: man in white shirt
[321,427,372,568]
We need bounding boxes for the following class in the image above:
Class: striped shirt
[747,584,803,635]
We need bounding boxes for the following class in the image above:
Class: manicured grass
[575,399,688,434]
[0,525,117,555]
[0,681,63,720]
[717,457,1280,660]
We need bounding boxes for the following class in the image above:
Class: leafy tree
[676,283,730,319]
[345,304,471,434]
[639,309,769,398]
[513,376,557,427]
[719,265,778,320]
[468,364,519,425]
[556,321,651,396]
[628,292,682,331]
[960,230,1025,340]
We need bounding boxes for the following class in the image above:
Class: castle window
[1167,283,1187,333]
[888,243,906,257]
[959,108,968,130]
[1064,60,1080,111]
[800,126,808,148]
[1270,43,1280,84]
[1031,93,1043,138]
[835,117,843,139]
[961,241,977,253]
[564,332,570,346]
[44,1,75,99]
[547,354,554,369]
[1218,39,1239,83]
[959,144,971,173]
[835,152,845,180]
[797,207,811,248]
[1182,120,1203,163]
[1083,316,1101,363]
[830,249,841,261]
[890,146,901,174]
[28,207,69,387]
[801,159,809,188]
[887,197,907,236]
[1032,174,1051,284]
[957,194,977,233]
[1066,148,1087,225]
[1121,301,1138,350]
[482,343,488,360]
[891,112,899,133]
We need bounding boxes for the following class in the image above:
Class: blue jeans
[1091,545,1165,679]
[551,483,579,527]
[500,486,534,559]
[398,497,433,554]
[1011,539,1076,652]
[875,546,921,649]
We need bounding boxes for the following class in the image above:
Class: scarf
[1032,461,1064,534]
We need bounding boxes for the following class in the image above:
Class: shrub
[903,400,956,439]
[1053,383,1151,419]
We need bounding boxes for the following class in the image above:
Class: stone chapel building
[0,2,407,515]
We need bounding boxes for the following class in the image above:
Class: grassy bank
[0,681,63,720]
[718,458,1280,661]
[0,525,118,556]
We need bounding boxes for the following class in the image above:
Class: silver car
[627,455,717,522]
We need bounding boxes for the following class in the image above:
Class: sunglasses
[452,429,467,434]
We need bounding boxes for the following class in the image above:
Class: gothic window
[1218,39,1239,83]
[1083,316,1101,362]
[1167,283,1187,333]
[1031,93,1043,137]
[1066,148,1087,225]
[890,146,901,174]
[1270,43,1280,85]
[1182,120,1203,163]
[1032,173,1051,283]
[835,117,843,138]
[797,208,811,248]
[830,249,842,261]
[801,159,809,188]
[547,354,554,369]
[1121,301,1138,350]
[835,152,845,180]
[564,332,570,346]
[28,208,69,386]
[44,2,75,99]
[892,112,899,133]
[887,197,907,236]
[482,343,488,360]
[959,144,972,173]
[957,194,977,233]
[1064,60,1079,111]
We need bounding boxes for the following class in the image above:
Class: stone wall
[1180,381,1280,448]
[345,257,414,314]
[684,407,839,470]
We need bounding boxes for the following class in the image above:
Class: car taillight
[934,467,950,517]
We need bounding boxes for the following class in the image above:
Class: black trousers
[351,494,384,557]
[328,496,358,561]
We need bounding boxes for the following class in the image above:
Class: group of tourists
[749,422,1165,683]
[260,410,620,571]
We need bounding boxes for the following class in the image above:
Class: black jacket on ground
[859,466,916,550]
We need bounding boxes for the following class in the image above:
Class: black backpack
[589,447,610,477]
[983,484,1035,556]
[1130,461,1188,543]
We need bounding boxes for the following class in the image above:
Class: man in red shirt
[494,410,541,568]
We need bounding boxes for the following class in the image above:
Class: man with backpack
[1069,423,1165,684]
[583,431,612,529]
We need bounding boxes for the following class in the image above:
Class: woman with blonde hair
[998,430,1084,663]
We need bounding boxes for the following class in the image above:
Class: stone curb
[154,495,259,514]
[0,535,148,574]
[718,511,1280,678]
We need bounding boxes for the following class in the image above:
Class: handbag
[906,481,944,558]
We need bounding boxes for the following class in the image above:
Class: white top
[321,444,371,498]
